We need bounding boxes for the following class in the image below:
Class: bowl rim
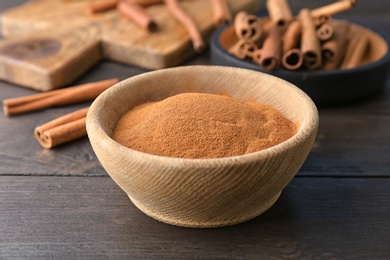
[211,19,390,77]
[87,65,319,167]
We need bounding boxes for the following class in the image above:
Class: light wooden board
[0,0,261,91]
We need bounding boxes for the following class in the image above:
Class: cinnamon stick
[257,23,282,71]
[299,8,322,70]
[311,0,356,18]
[34,107,89,149]
[164,0,204,52]
[86,0,119,13]
[117,0,158,32]
[313,14,331,28]
[3,88,70,109]
[283,20,301,53]
[316,22,334,41]
[266,0,293,28]
[228,39,258,59]
[211,0,232,27]
[3,78,118,116]
[340,29,370,69]
[282,49,303,70]
[252,49,263,65]
[322,21,350,69]
[282,20,303,70]
[134,0,162,6]
[234,11,262,42]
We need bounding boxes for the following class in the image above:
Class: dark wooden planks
[0,1,389,259]
[300,100,390,176]
[300,84,390,176]
[0,51,201,177]
[1,64,390,177]
[1,176,389,259]
[3,81,389,177]
[0,0,389,177]
[0,61,146,176]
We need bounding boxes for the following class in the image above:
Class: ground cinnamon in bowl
[112,93,297,159]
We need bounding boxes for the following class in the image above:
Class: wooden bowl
[86,66,319,228]
[211,21,390,105]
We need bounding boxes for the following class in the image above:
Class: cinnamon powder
[112,93,297,159]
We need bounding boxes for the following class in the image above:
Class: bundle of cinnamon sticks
[86,0,232,52]
[229,0,368,71]
[3,78,118,148]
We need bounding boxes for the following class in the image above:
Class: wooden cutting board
[0,0,261,91]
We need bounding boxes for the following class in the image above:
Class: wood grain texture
[0,0,261,90]
[0,0,390,258]
[0,60,143,176]
[1,176,389,259]
[1,60,390,177]
[86,66,318,227]
[302,112,390,176]
[0,24,102,91]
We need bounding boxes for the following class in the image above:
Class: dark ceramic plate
[211,21,390,105]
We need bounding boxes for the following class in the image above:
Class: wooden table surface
[1,0,389,259]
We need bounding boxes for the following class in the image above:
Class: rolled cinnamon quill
[283,20,301,52]
[313,14,331,28]
[3,78,118,116]
[256,23,282,71]
[282,20,303,70]
[211,0,232,27]
[164,0,204,52]
[322,21,350,70]
[86,0,118,13]
[340,29,370,69]
[234,11,262,42]
[266,0,293,28]
[35,107,89,149]
[299,8,322,70]
[252,49,263,65]
[282,49,303,70]
[316,22,334,41]
[228,39,257,59]
[135,0,162,6]
[117,0,158,32]
[311,0,356,18]
[4,88,69,111]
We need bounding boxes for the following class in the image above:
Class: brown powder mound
[112,93,297,159]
